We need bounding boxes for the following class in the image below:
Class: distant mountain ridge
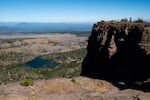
[0,22,93,34]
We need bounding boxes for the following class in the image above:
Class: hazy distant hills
[0,22,93,34]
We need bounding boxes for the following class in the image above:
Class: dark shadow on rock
[81,21,150,92]
[112,79,150,92]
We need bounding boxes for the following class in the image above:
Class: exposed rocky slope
[81,21,150,83]
[0,77,150,100]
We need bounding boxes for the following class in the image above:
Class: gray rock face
[81,21,150,83]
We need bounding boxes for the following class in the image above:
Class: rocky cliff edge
[81,21,150,83]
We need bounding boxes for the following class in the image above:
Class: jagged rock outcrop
[81,21,150,83]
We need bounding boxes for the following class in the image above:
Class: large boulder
[81,21,150,83]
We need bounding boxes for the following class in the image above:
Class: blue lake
[23,56,59,68]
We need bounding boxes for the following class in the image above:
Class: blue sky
[0,0,149,22]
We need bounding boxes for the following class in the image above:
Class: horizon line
[0,19,150,23]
